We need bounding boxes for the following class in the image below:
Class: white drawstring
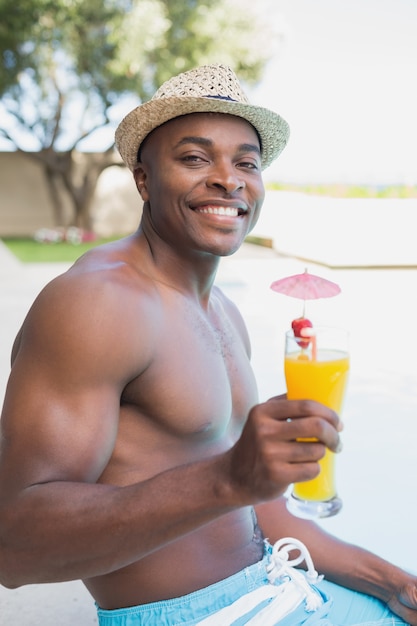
[266,537,323,612]
[195,537,324,624]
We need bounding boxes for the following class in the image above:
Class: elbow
[0,576,22,590]
[0,570,27,588]
[0,551,24,589]
[0,536,26,588]
[0,541,33,589]
[0,512,30,588]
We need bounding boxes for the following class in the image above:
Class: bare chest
[121,293,258,440]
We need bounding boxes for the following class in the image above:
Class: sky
[2,0,416,186]
[249,0,417,184]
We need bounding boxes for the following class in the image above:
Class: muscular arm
[256,497,417,624]
[0,268,235,587]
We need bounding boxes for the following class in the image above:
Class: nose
[206,161,245,194]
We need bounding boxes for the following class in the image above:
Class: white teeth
[197,206,240,216]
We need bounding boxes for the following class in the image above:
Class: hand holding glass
[284,327,349,519]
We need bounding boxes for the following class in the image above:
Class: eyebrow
[175,136,261,157]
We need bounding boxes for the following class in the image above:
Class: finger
[290,461,322,484]
[280,416,342,454]
[268,398,339,428]
[388,600,417,626]
[388,583,417,624]
[286,440,327,463]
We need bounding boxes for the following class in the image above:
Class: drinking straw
[311,334,317,360]
[300,327,317,360]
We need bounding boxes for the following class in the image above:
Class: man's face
[135,112,265,257]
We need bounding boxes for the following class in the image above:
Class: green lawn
[2,237,119,263]
[266,182,417,198]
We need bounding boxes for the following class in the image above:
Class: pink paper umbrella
[270,268,341,316]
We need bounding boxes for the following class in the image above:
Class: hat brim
[115,96,290,172]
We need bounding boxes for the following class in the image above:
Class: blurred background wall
[0,152,141,237]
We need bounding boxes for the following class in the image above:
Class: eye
[237,160,260,171]
[181,154,207,164]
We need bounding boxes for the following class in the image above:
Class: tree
[0,0,282,230]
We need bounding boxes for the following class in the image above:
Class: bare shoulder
[14,237,162,380]
[0,238,165,487]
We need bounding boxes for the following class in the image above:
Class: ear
[133,166,149,202]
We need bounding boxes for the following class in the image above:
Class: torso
[80,240,263,609]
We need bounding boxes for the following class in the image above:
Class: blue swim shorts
[96,540,408,626]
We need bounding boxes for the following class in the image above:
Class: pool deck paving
[1,192,416,624]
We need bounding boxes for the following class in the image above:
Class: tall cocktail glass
[284,326,349,519]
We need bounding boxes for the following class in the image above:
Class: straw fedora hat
[115,64,290,171]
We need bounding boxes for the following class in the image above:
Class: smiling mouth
[193,205,245,217]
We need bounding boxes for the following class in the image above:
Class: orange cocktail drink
[285,327,349,518]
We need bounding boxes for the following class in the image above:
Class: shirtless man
[0,64,416,625]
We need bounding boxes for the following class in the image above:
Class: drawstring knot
[266,537,324,612]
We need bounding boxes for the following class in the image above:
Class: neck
[135,227,222,306]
